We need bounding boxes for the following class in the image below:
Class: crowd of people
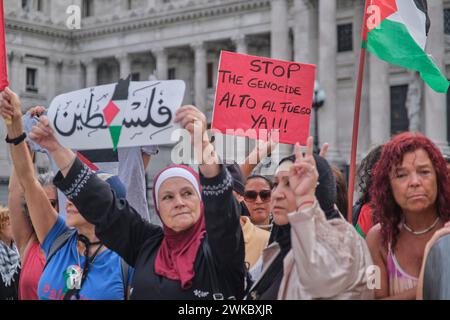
[1,86,450,300]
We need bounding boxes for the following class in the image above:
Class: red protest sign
[212,51,315,145]
[0,0,8,90]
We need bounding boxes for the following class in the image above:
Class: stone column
[84,58,97,87]
[116,53,131,79]
[233,35,247,54]
[7,51,23,93]
[271,0,292,158]
[154,47,168,80]
[271,0,290,60]
[318,0,340,161]
[293,0,311,63]
[192,42,207,112]
[369,55,390,147]
[424,0,448,151]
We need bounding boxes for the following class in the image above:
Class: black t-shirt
[0,267,20,300]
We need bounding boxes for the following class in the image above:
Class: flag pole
[0,0,11,125]
[347,48,366,223]
[347,0,369,223]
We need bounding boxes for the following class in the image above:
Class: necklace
[403,217,441,236]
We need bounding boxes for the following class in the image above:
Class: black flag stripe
[413,0,430,35]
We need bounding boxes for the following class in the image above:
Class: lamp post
[312,80,326,153]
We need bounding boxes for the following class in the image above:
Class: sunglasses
[244,190,272,203]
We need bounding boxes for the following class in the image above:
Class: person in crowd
[8,170,53,300]
[366,132,450,300]
[224,162,270,270]
[353,145,383,238]
[1,88,132,300]
[0,206,20,300]
[23,98,245,300]
[247,137,373,300]
[244,175,274,232]
[331,166,348,217]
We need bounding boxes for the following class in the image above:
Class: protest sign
[212,51,315,145]
[47,77,185,150]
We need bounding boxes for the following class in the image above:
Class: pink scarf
[152,165,206,289]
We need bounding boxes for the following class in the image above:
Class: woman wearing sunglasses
[244,176,273,232]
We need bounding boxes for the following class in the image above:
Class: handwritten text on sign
[47,79,185,150]
[212,51,316,145]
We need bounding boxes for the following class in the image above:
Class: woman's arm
[1,88,58,244]
[28,114,162,266]
[240,139,277,179]
[7,168,36,262]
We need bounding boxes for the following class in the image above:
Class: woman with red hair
[366,132,450,300]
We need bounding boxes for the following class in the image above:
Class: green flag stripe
[109,126,122,151]
[364,18,449,93]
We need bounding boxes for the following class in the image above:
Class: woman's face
[390,148,438,214]
[271,161,297,226]
[65,201,90,229]
[158,177,201,232]
[244,178,272,226]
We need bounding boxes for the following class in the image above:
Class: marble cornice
[74,0,270,39]
[5,18,71,39]
[5,0,270,41]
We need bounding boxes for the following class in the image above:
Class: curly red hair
[370,132,450,249]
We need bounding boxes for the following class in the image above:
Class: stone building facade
[1,0,450,186]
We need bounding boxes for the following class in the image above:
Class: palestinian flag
[0,0,9,90]
[102,76,131,150]
[362,0,449,93]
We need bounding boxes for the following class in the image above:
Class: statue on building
[405,71,422,132]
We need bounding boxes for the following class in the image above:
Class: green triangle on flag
[109,126,122,151]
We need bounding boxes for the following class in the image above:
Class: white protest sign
[47,78,185,150]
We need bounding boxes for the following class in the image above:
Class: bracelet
[5,132,27,145]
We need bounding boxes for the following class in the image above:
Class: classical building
[1,0,450,203]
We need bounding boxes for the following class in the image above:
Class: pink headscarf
[152,165,206,289]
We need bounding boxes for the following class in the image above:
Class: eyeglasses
[49,199,58,209]
[244,190,271,203]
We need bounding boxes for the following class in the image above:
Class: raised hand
[0,88,22,125]
[254,136,278,160]
[289,137,319,200]
[29,115,62,153]
[319,143,329,158]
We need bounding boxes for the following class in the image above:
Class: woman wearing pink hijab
[21,100,245,300]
